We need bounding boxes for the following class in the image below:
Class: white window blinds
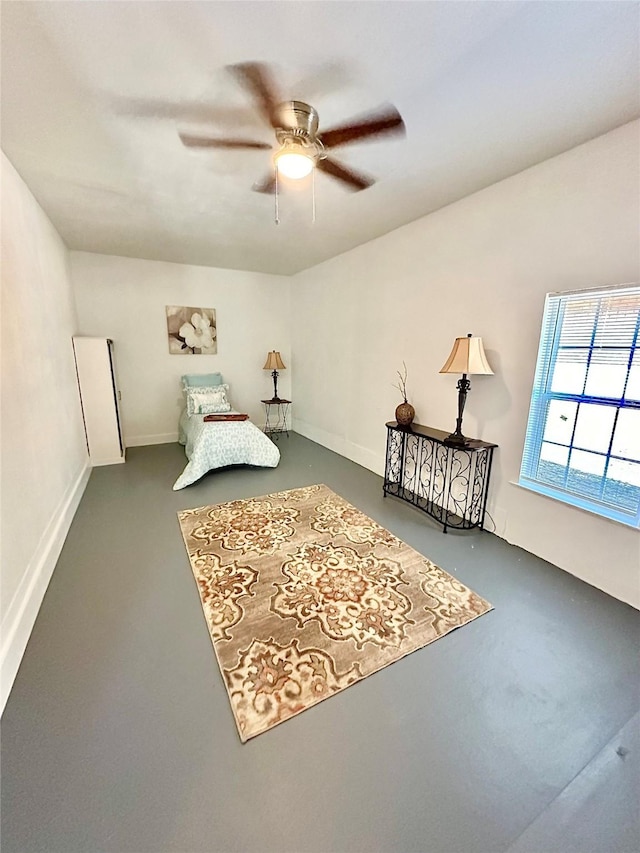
[519,284,640,527]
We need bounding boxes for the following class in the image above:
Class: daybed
[173,374,280,490]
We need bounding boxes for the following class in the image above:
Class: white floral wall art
[166,306,217,354]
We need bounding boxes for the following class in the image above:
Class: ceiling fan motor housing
[275,101,319,143]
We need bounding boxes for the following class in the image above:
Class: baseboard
[125,432,179,447]
[292,418,385,477]
[1,461,91,715]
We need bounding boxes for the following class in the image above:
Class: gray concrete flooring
[1,434,639,853]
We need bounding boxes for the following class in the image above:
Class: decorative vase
[395,400,415,427]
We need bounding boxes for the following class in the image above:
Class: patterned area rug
[178,484,492,742]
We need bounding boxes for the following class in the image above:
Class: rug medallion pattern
[272,543,412,649]
[178,484,492,741]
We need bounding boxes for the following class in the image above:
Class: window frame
[519,283,640,529]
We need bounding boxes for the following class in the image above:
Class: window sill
[510,479,640,530]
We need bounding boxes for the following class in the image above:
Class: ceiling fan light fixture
[274,143,314,179]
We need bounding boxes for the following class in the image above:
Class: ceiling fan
[179,62,405,193]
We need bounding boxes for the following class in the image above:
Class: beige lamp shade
[263,351,286,370]
[440,335,493,375]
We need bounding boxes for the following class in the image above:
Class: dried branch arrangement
[393,361,409,402]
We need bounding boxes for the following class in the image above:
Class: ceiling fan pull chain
[312,167,316,224]
[274,168,280,225]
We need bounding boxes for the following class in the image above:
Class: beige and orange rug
[178,484,492,742]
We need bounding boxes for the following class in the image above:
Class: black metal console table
[383,421,497,533]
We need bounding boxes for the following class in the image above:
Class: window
[519,284,640,527]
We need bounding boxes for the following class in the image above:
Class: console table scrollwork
[383,421,497,533]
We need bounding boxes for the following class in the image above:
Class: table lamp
[439,333,493,446]
[263,350,286,401]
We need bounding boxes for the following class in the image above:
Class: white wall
[291,121,640,608]
[70,253,291,445]
[1,153,90,711]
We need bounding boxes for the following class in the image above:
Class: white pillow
[186,384,231,416]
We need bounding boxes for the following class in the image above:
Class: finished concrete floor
[2,434,639,853]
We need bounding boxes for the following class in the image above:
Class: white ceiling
[2,1,638,275]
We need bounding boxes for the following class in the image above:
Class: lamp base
[443,431,471,447]
[271,369,280,402]
[445,375,472,447]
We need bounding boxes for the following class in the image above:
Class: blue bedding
[173,409,280,490]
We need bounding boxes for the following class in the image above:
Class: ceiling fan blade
[228,62,280,128]
[317,157,374,191]
[252,172,276,194]
[319,105,405,150]
[179,133,271,150]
